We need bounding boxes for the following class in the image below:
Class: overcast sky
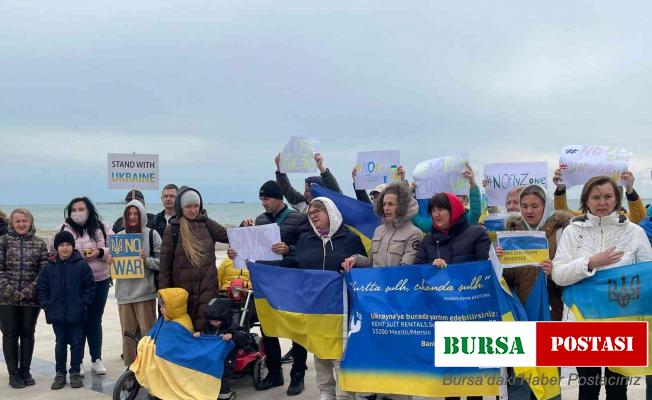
[1,1,651,204]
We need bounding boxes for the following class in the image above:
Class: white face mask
[70,211,88,226]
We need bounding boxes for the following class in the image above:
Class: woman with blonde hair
[0,208,49,388]
[158,187,229,331]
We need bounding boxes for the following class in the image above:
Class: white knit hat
[180,190,201,208]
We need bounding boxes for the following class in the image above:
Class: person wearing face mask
[342,182,422,269]
[109,200,161,367]
[158,186,229,332]
[552,176,652,399]
[270,197,366,400]
[49,197,114,376]
[0,209,49,389]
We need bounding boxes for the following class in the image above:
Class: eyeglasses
[308,209,324,217]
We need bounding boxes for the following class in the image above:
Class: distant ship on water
[229,201,245,204]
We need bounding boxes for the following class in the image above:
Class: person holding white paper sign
[226,180,311,395]
[412,162,482,233]
[552,168,647,223]
[552,176,652,400]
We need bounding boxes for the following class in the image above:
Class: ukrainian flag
[130,318,234,400]
[248,262,346,359]
[563,261,652,376]
[311,185,380,253]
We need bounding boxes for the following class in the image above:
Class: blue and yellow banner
[340,261,559,399]
[563,261,652,376]
[497,231,549,267]
[311,185,380,253]
[248,262,346,359]
[109,233,145,279]
[130,318,234,400]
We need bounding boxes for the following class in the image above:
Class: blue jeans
[84,278,110,362]
[53,322,84,374]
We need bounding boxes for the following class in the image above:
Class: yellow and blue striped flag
[563,261,652,376]
[130,318,234,400]
[248,262,347,360]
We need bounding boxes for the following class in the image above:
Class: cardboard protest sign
[558,145,632,188]
[412,156,469,199]
[108,153,159,190]
[226,224,282,268]
[497,231,549,268]
[484,162,548,207]
[279,136,320,173]
[354,150,400,190]
[109,234,145,279]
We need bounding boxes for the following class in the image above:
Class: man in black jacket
[150,184,178,238]
[227,180,311,395]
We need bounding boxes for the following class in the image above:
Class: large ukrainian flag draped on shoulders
[130,318,234,400]
[248,262,346,359]
[563,261,652,376]
[311,185,380,254]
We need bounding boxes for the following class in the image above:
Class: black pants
[53,322,84,374]
[576,367,628,400]
[84,278,110,362]
[220,348,237,394]
[263,333,308,378]
[0,305,40,376]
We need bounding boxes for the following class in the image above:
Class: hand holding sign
[279,136,320,173]
[412,155,470,199]
[559,145,632,188]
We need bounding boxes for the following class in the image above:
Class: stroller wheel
[112,369,141,400]
[252,358,268,388]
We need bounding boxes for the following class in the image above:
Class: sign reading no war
[107,153,159,190]
[109,234,145,279]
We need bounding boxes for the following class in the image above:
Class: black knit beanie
[54,231,76,250]
[259,180,283,200]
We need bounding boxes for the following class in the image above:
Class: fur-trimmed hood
[373,183,418,226]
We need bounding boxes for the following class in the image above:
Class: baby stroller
[224,278,268,388]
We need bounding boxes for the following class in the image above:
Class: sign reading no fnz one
[108,153,159,190]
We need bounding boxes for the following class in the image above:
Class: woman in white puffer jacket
[552,176,652,400]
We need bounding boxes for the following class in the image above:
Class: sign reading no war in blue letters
[109,234,145,279]
[340,261,512,398]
